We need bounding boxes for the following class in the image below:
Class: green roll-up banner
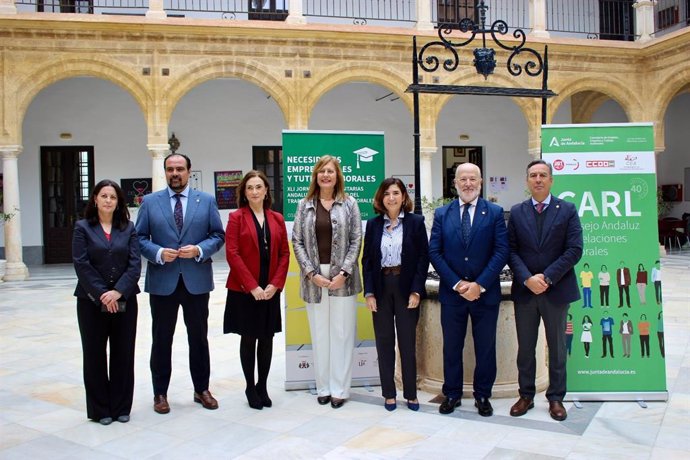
[282,130,385,390]
[542,123,667,401]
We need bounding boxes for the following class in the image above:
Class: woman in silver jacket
[292,155,362,409]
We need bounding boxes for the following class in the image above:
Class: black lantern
[473,48,496,78]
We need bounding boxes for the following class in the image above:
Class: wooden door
[41,146,94,264]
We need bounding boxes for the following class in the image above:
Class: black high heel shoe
[245,388,263,410]
[256,384,272,408]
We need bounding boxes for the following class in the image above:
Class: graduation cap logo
[353,147,379,169]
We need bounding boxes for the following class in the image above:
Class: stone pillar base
[3,261,29,281]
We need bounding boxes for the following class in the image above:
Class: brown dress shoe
[548,400,567,421]
[509,396,534,417]
[153,395,170,414]
[194,390,219,410]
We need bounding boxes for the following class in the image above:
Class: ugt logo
[298,361,310,369]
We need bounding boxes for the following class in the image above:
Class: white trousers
[306,264,357,399]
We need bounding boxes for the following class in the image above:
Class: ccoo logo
[586,160,615,168]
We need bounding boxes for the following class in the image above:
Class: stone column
[633,1,656,43]
[420,146,436,207]
[148,144,169,192]
[146,0,167,19]
[415,0,434,31]
[1,146,29,281]
[0,0,17,14]
[529,0,550,39]
[286,0,307,24]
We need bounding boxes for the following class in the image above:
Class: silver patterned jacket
[292,195,362,303]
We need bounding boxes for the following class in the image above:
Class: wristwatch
[544,276,553,286]
[340,270,350,278]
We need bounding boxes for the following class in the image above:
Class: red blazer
[225,207,290,293]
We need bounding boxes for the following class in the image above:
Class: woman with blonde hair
[292,155,362,409]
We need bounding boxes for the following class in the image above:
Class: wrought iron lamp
[406,0,556,213]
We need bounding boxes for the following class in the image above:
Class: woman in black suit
[362,177,429,411]
[73,179,141,425]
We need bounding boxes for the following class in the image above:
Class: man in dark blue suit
[508,159,583,421]
[136,153,225,414]
[429,163,509,416]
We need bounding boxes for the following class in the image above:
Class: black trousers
[150,276,210,395]
[372,273,419,400]
[618,285,630,307]
[77,297,137,421]
[654,281,662,304]
[640,335,650,357]
[602,334,614,357]
[599,285,609,306]
[514,296,568,401]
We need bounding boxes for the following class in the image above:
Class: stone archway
[165,59,293,129]
[15,57,149,143]
[548,76,641,125]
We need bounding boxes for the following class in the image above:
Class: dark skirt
[223,289,281,339]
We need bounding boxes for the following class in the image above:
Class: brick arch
[164,60,292,126]
[16,57,149,140]
[547,76,640,123]
[304,65,413,120]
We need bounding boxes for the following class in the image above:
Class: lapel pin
[481,211,486,215]
[556,205,560,208]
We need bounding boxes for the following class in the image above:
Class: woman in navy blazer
[224,171,290,410]
[362,177,429,411]
[72,179,141,425]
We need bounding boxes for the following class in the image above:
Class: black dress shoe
[474,397,493,417]
[439,396,461,414]
[317,395,331,405]
[330,398,345,409]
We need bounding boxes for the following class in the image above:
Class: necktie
[462,203,471,244]
[535,202,545,214]
[174,194,183,232]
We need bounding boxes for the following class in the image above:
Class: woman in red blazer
[224,170,289,410]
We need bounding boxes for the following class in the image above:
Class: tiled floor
[1,254,688,459]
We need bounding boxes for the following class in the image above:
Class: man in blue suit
[136,153,225,414]
[429,163,509,416]
[508,159,583,421]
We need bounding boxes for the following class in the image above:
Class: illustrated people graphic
[581,315,593,358]
[600,312,615,358]
[565,313,574,356]
[598,264,610,308]
[636,263,648,305]
[616,261,631,308]
[579,263,594,308]
[639,314,651,358]
[619,313,634,358]
[657,311,665,358]
[652,260,662,305]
